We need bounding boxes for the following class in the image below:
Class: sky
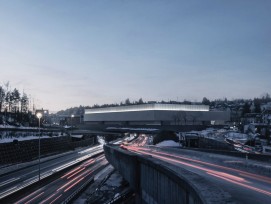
[0,0,270,112]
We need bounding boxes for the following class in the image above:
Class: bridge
[104,143,271,204]
[103,144,233,204]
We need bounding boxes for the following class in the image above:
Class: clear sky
[0,0,270,112]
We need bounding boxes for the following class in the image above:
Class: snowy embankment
[225,132,248,143]
[0,135,63,144]
[0,124,39,130]
[156,140,180,147]
[97,136,105,145]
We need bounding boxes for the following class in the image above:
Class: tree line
[0,82,31,125]
[57,93,271,116]
[56,98,199,115]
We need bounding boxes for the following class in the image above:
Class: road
[0,145,103,200]
[8,154,108,204]
[124,145,271,204]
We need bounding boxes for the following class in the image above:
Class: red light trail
[125,146,271,197]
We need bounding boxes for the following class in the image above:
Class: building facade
[84,104,230,126]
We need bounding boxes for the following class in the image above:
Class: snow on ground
[102,172,123,190]
[225,132,248,143]
[97,136,105,145]
[0,135,55,143]
[156,140,180,147]
[186,128,247,141]
[0,124,38,129]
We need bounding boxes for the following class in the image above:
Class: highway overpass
[104,144,271,204]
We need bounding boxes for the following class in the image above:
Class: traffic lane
[128,134,148,147]
[135,147,271,186]
[13,155,108,204]
[0,145,102,183]
[130,146,271,190]
[0,145,103,184]
[126,146,271,203]
[0,145,103,199]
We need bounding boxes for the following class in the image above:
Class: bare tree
[21,93,29,113]
[0,86,5,113]
[11,88,20,113]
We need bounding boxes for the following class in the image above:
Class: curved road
[124,145,271,204]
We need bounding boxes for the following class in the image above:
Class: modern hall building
[84,103,230,126]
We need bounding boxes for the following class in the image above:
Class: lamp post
[71,114,74,135]
[36,112,42,181]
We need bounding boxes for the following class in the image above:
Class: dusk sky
[0,0,270,112]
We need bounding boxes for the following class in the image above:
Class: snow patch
[0,136,52,143]
[156,140,180,147]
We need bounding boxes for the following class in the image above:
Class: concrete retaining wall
[104,144,232,204]
[104,144,139,191]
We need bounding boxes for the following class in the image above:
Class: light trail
[0,147,105,203]
[126,146,271,197]
[14,188,41,204]
[82,159,95,167]
[61,166,82,179]
[24,192,44,204]
[64,177,85,192]
[39,192,57,204]
[49,194,62,204]
[14,158,105,203]
[95,155,106,162]
[129,146,271,184]
[57,169,92,192]
[67,167,86,179]
[207,172,271,196]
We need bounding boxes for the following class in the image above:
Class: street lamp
[71,114,74,135]
[36,112,42,181]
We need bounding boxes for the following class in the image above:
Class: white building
[84,104,230,126]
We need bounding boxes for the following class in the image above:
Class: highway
[0,145,103,201]
[8,154,108,204]
[124,145,271,203]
